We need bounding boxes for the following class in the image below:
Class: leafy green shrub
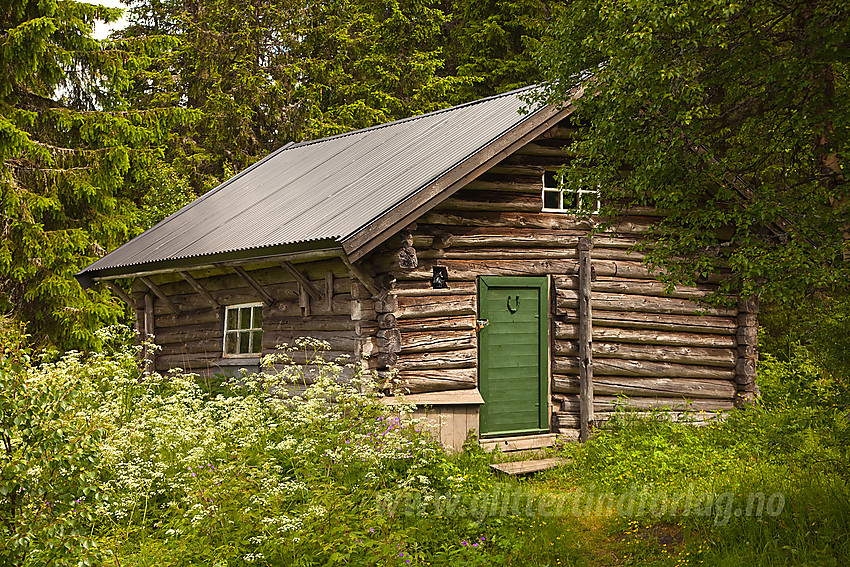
[0,322,134,566]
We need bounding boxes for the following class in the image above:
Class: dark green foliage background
[1,0,557,350]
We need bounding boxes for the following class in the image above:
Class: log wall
[130,258,374,376]
[364,118,747,439]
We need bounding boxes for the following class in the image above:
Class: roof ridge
[287,84,542,151]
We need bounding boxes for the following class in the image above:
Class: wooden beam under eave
[281,261,321,298]
[103,280,134,309]
[179,271,221,309]
[232,265,276,307]
[139,276,179,314]
[338,254,380,296]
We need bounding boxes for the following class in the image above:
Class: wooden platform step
[480,432,560,452]
[489,458,570,476]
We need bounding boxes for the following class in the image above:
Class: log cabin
[76,85,758,451]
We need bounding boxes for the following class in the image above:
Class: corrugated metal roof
[78,86,547,280]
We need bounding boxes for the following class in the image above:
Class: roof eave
[75,239,343,288]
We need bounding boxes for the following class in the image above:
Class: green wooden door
[478,276,548,437]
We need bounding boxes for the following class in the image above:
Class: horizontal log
[156,321,221,345]
[435,194,543,212]
[555,321,736,347]
[261,349,355,365]
[556,413,580,428]
[412,229,641,250]
[159,339,222,355]
[590,310,737,334]
[396,349,477,371]
[391,368,477,394]
[553,276,719,300]
[499,152,585,169]
[554,341,737,367]
[156,353,217,371]
[553,377,736,399]
[554,394,735,413]
[416,210,597,231]
[400,330,476,353]
[155,308,220,329]
[394,281,477,296]
[263,330,358,352]
[395,258,675,282]
[270,295,353,317]
[350,299,378,322]
[554,357,735,379]
[395,315,477,332]
[420,248,578,260]
[462,180,542,194]
[265,315,356,332]
[557,290,735,317]
[513,142,572,157]
[414,247,647,263]
[396,295,476,319]
[261,364,356,386]
[558,411,723,427]
[486,164,547,176]
[394,258,577,280]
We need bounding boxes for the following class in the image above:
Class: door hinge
[475,319,489,332]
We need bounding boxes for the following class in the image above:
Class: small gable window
[541,170,599,213]
[223,303,263,356]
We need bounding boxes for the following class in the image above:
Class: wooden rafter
[232,266,275,306]
[103,280,134,308]
[179,271,220,309]
[139,276,179,314]
[337,254,380,296]
[281,261,321,298]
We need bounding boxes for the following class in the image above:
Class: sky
[81,0,129,39]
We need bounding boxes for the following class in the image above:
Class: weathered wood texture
[412,404,479,452]
[735,296,759,407]
[147,258,367,375]
[364,119,745,411]
[577,237,594,442]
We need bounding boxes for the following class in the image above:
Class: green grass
[3,329,849,566]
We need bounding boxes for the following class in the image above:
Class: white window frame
[541,170,600,214]
[222,302,263,357]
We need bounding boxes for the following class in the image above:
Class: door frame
[477,275,550,437]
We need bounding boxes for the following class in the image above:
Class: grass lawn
[2,331,848,566]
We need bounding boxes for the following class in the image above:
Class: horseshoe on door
[506,295,520,313]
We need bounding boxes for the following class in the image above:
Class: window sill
[215,356,261,367]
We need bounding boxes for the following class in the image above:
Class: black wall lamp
[431,266,448,289]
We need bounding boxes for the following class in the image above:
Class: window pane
[579,191,597,211]
[225,332,238,354]
[239,307,251,330]
[239,332,250,353]
[543,170,560,188]
[252,306,262,329]
[225,308,237,332]
[543,189,560,209]
[564,190,579,210]
[251,330,262,353]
